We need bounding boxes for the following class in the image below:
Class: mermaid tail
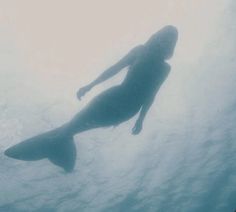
[4,128,76,172]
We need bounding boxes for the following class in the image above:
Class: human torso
[120,48,170,105]
[88,47,171,124]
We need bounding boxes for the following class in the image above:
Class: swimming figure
[4,25,178,172]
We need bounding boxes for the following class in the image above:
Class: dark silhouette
[4,25,178,172]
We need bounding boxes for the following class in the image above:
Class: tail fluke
[4,128,76,172]
[48,138,76,172]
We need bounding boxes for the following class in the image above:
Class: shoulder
[125,45,145,65]
[129,45,145,56]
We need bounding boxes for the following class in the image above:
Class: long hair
[145,25,178,60]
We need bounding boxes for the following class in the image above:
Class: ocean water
[1,2,236,212]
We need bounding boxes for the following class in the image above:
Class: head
[146,25,178,60]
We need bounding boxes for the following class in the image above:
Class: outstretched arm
[77,45,143,100]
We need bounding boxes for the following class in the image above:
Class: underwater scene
[0,1,235,211]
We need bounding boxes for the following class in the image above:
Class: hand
[77,84,92,100]
[132,119,143,135]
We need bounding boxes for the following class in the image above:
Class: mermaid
[5,25,178,172]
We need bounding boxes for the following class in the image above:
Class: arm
[77,45,143,100]
[132,64,171,135]
[132,91,157,135]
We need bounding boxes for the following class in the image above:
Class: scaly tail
[4,127,76,172]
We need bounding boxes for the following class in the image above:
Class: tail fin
[4,128,77,172]
[48,138,76,172]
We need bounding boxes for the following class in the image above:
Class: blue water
[1,3,236,212]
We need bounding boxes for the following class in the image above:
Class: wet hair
[146,25,178,60]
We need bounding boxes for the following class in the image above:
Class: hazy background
[0,0,235,211]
